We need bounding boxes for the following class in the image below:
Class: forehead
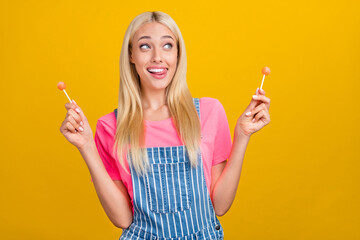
[133,22,176,41]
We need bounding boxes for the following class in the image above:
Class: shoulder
[197,97,228,125]
[96,111,117,137]
[199,97,225,113]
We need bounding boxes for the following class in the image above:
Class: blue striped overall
[115,98,224,239]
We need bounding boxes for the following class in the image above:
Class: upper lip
[147,66,168,70]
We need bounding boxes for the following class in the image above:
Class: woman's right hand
[59,100,94,150]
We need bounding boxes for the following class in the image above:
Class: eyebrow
[137,35,174,42]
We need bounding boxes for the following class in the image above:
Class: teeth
[148,68,165,73]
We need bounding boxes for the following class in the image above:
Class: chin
[142,75,173,91]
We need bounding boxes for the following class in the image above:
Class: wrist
[78,140,96,155]
[234,130,251,144]
[234,125,251,140]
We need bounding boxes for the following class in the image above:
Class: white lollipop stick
[260,74,265,90]
[62,89,72,102]
[260,67,270,91]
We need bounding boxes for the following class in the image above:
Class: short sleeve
[212,100,232,165]
[91,119,121,182]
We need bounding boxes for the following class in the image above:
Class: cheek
[133,55,148,70]
[166,54,178,67]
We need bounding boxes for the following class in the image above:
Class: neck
[141,88,167,110]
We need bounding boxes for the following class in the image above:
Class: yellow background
[1,0,359,239]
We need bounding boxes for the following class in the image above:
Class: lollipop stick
[260,74,265,90]
[62,89,72,102]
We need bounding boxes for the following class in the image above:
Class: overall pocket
[145,160,192,214]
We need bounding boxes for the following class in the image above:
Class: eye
[140,44,150,49]
[164,43,173,49]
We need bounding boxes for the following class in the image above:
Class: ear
[129,48,134,64]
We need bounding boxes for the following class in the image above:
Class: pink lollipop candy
[260,67,270,90]
[57,81,72,102]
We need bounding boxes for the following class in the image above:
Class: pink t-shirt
[91,97,232,212]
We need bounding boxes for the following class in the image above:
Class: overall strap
[114,108,118,119]
[113,98,201,120]
[192,97,201,120]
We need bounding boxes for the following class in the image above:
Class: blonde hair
[112,11,201,175]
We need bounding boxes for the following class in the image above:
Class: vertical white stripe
[160,208,165,237]
[207,179,213,230]
[158,163,165,213]
[201,154,209,227]
[184,210,191,236]
[185,147,195,233]
[177,146,188,236]
[144,173,154,235]
[180,147,190,235]
[202,156,210,228]
[157,147,166,237]
[177,147,183,210]
[138,168,147,238]
[164,150,171,237]
[183,149,189,208]
[129,165,136,240]
[165,150,171,213]
[152,164,159,213]
[170,148,179,237]
[150,148,160,236]
[190,161,200,231]
[196,155,204,228]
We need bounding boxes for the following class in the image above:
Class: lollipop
[260,67,270,90]
[57,81,72,102]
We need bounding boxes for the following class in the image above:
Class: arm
[79,142,133,228]
[210,134,250,216]
[211,88,271,216]
[60,101,133,228]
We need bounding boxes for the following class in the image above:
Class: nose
[151,48,163,63]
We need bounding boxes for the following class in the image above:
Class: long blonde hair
[112,11,201,175]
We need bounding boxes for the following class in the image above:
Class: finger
[245,88,269,118]
[255,110,271,124]
[246,90,262,113]
[255,88,266,95]
[65,102,78,111]
[248,103,267,118]
[65,120,77,133]
[71,100,88,123]
[67,108,83,126]
[66,115,82,132]
[258,88,266,95]
[251,95,271,109]
[252,109,266,122]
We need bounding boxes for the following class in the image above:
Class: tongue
[149,69,167,75]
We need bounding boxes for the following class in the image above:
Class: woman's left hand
[235,88,271,138]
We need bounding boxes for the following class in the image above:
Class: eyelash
[140,43,173,49]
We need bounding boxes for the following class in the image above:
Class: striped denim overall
[115,98,224,240]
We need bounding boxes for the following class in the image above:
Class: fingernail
[79,126,84,131]
[72,100,76,104]
[76,108,81,113]
[252,95,258,98]
[256,88,259,93]
[252,118,256,122]
[245,111,251,116]
[80,121,83,126]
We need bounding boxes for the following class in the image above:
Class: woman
[60,11,271,240]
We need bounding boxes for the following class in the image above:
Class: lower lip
[148,69,167,79]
